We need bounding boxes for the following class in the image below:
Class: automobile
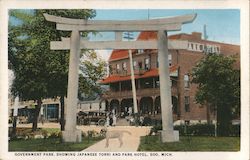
[77,110,106,126]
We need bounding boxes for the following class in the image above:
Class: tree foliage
[78,50,107,100]
[8,9,105,131]
[191,53,240,136]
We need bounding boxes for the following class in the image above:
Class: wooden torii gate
[44,13,196,143]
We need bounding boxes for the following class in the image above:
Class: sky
[89,9,240,61]
[9,9,240,61]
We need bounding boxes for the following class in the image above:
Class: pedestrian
[139,115,144,126]
[109,114,113,126]
[112,114,117,126]
[106,115,110,127]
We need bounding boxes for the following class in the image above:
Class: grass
[9,127,103,151]
[138,136,240,151]
[9,137,103,151]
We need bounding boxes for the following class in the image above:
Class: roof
[109,31,158,62]
[109,31,240,62]
[100,65,179,84]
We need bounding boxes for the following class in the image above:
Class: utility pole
[123,32,138,114]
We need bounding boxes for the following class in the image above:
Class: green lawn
[9,137,103,151]
[138,136,240,151]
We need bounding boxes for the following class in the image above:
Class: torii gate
[44,13,196,143]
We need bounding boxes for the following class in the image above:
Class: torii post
[44,13,196,143]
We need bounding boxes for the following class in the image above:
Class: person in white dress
[112,114,117,126]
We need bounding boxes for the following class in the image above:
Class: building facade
[100,31,240,124]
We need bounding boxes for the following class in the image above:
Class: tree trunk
[206,103,211,124]
[32,98,42,132]
[60,96,65,131]
[217,104,231,136]
[11,116,17,138]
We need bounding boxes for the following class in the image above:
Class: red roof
[109,50,129,61]
[101,65,178,84]
[137,31,157,40]
[109,31,158,62]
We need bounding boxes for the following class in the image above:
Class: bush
[49,131,62,139]
[149,124,240,137]
[229,125,240,137]
[87,130,99,138]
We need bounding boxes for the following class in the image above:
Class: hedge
[150,124,240,137]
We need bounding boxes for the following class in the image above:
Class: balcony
[102,88,160,99]
[112,68,147,77]
[103,86,178,100]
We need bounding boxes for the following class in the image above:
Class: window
[156,56,159,68]
[168,54,172,66]
[138,49,144,54]
[185,96,190,112]
[215,46,220,54]
[199,45,203,51]
[108,65,113,75]
[144,58,150,70]
[116,64,120,73]
[191,43,194,50]
[138,62,143,69]
[122,62,127,70]
[116,64,120,70]
[184,74,190,88]
[133,61,137,69]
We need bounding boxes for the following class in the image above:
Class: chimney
[192,32,202,40]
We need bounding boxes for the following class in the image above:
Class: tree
[78,50,107,100]
[191,53,240,136]
[8,9,97,131]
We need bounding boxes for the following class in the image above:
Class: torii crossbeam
[44,13,196,143]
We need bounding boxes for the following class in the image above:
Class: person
[112,114,117,126]
[106,114,110,127]
[139,115,144,126]
[109,114,113,126]
[129,117,134,126]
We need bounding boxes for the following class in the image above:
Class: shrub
[49,131,62,139]
[149,124,240,137]
[87,130,99,138]
[82,131,87,138]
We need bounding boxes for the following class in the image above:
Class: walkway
[82,126,151,152]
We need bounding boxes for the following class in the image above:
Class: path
[82,126,151,152]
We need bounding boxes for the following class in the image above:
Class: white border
[0,1,249,160]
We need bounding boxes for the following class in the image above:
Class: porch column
[62,30,82,142]
[152,96,156,116]
[137,97,141,114]
[158,30,178,142]
[118,99,122,115]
